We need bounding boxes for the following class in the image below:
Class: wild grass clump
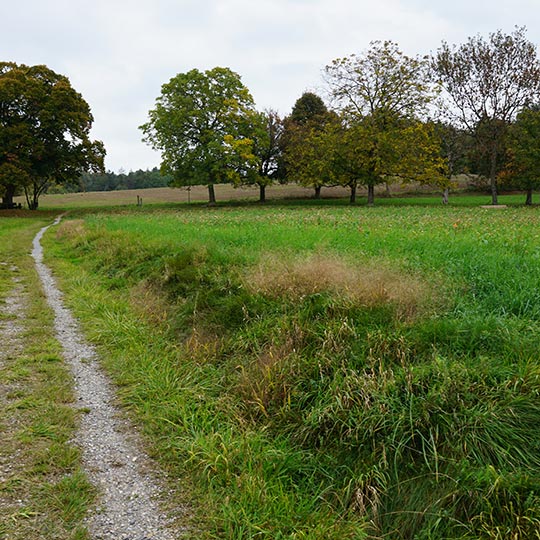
[45,207,540,539]
[245,253,430,319]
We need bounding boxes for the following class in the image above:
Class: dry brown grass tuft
[184,326,222,363]
[245,254,432,319]
[236,323,307,417]
[55,219,87,241]
[129,281,171,326]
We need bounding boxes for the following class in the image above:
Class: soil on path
[32,219,184,540]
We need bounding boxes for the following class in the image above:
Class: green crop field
[34,198,540,540]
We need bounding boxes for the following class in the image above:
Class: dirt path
[32,219,182,539]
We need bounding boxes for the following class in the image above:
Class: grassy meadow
[34,196,540,540]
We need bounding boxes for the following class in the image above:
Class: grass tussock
[55,219,87,241]
[129,280,170,326]
[246,253,431,319]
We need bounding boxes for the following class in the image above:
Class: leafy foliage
[0,62,105,209]
[289,92,329,125]
[433,27,540,204]
[502,107,540,204]
[140,67,258,203]
[325,40,433,120]
[321,42,444,204]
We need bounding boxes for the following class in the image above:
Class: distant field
[9,174,532,210]
[17,184,351,209]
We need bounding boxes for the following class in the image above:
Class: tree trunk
[1,184,16,208]
[349,182,357,204]
[259,184,266,203]
[385,182,391,197]
[207,183,216,206]
[442,187,449,205]
[24,185,39,210]
[489,149,498,205]
[314,186,322,199]
[367,184,375,206]
[526,187,533,205]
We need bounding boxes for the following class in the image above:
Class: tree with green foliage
[288,92,328,125]
[244,109,283,203]
[283,92,334,198]
[285,115,341,199]
[502,107,540,204]
[0,62,105,209]
[433,27,540,205]
[325,41,443,204]
[326,41,433,121]
[140,67,257,205]
[336,117,446,204]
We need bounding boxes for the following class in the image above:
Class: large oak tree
[0,62,105,209]
[140,67,257,205]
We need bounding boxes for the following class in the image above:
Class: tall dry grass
[245,253,431,319]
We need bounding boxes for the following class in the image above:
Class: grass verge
[0,217,94,540]
[44,204,540,539]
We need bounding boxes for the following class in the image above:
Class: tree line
[66,168,171,193]
[3,27,540,209]
[140,27,540,207]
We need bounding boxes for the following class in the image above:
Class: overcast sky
[3,0,540,172]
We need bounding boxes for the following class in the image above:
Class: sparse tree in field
[325,41,442,204]
[502,106,540,204]
[433,27,540,205]
[0,62,105,209]
[140,67,257,205]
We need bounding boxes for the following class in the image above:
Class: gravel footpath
[32,219,182,540]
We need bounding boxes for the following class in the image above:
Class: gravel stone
[32,219,182,539]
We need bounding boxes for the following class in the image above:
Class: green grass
[43,201,540,539]
[0,216,93,540]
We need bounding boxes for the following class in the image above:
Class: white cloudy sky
[3,0,540,171]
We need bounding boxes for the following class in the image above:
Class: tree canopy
[502,106,540,204]
[322,42,443,204]
[433,27,540,204]
[289,92,329,125]
[325,40,433,121]
[0,62,105,209]
[140,67,257,204]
